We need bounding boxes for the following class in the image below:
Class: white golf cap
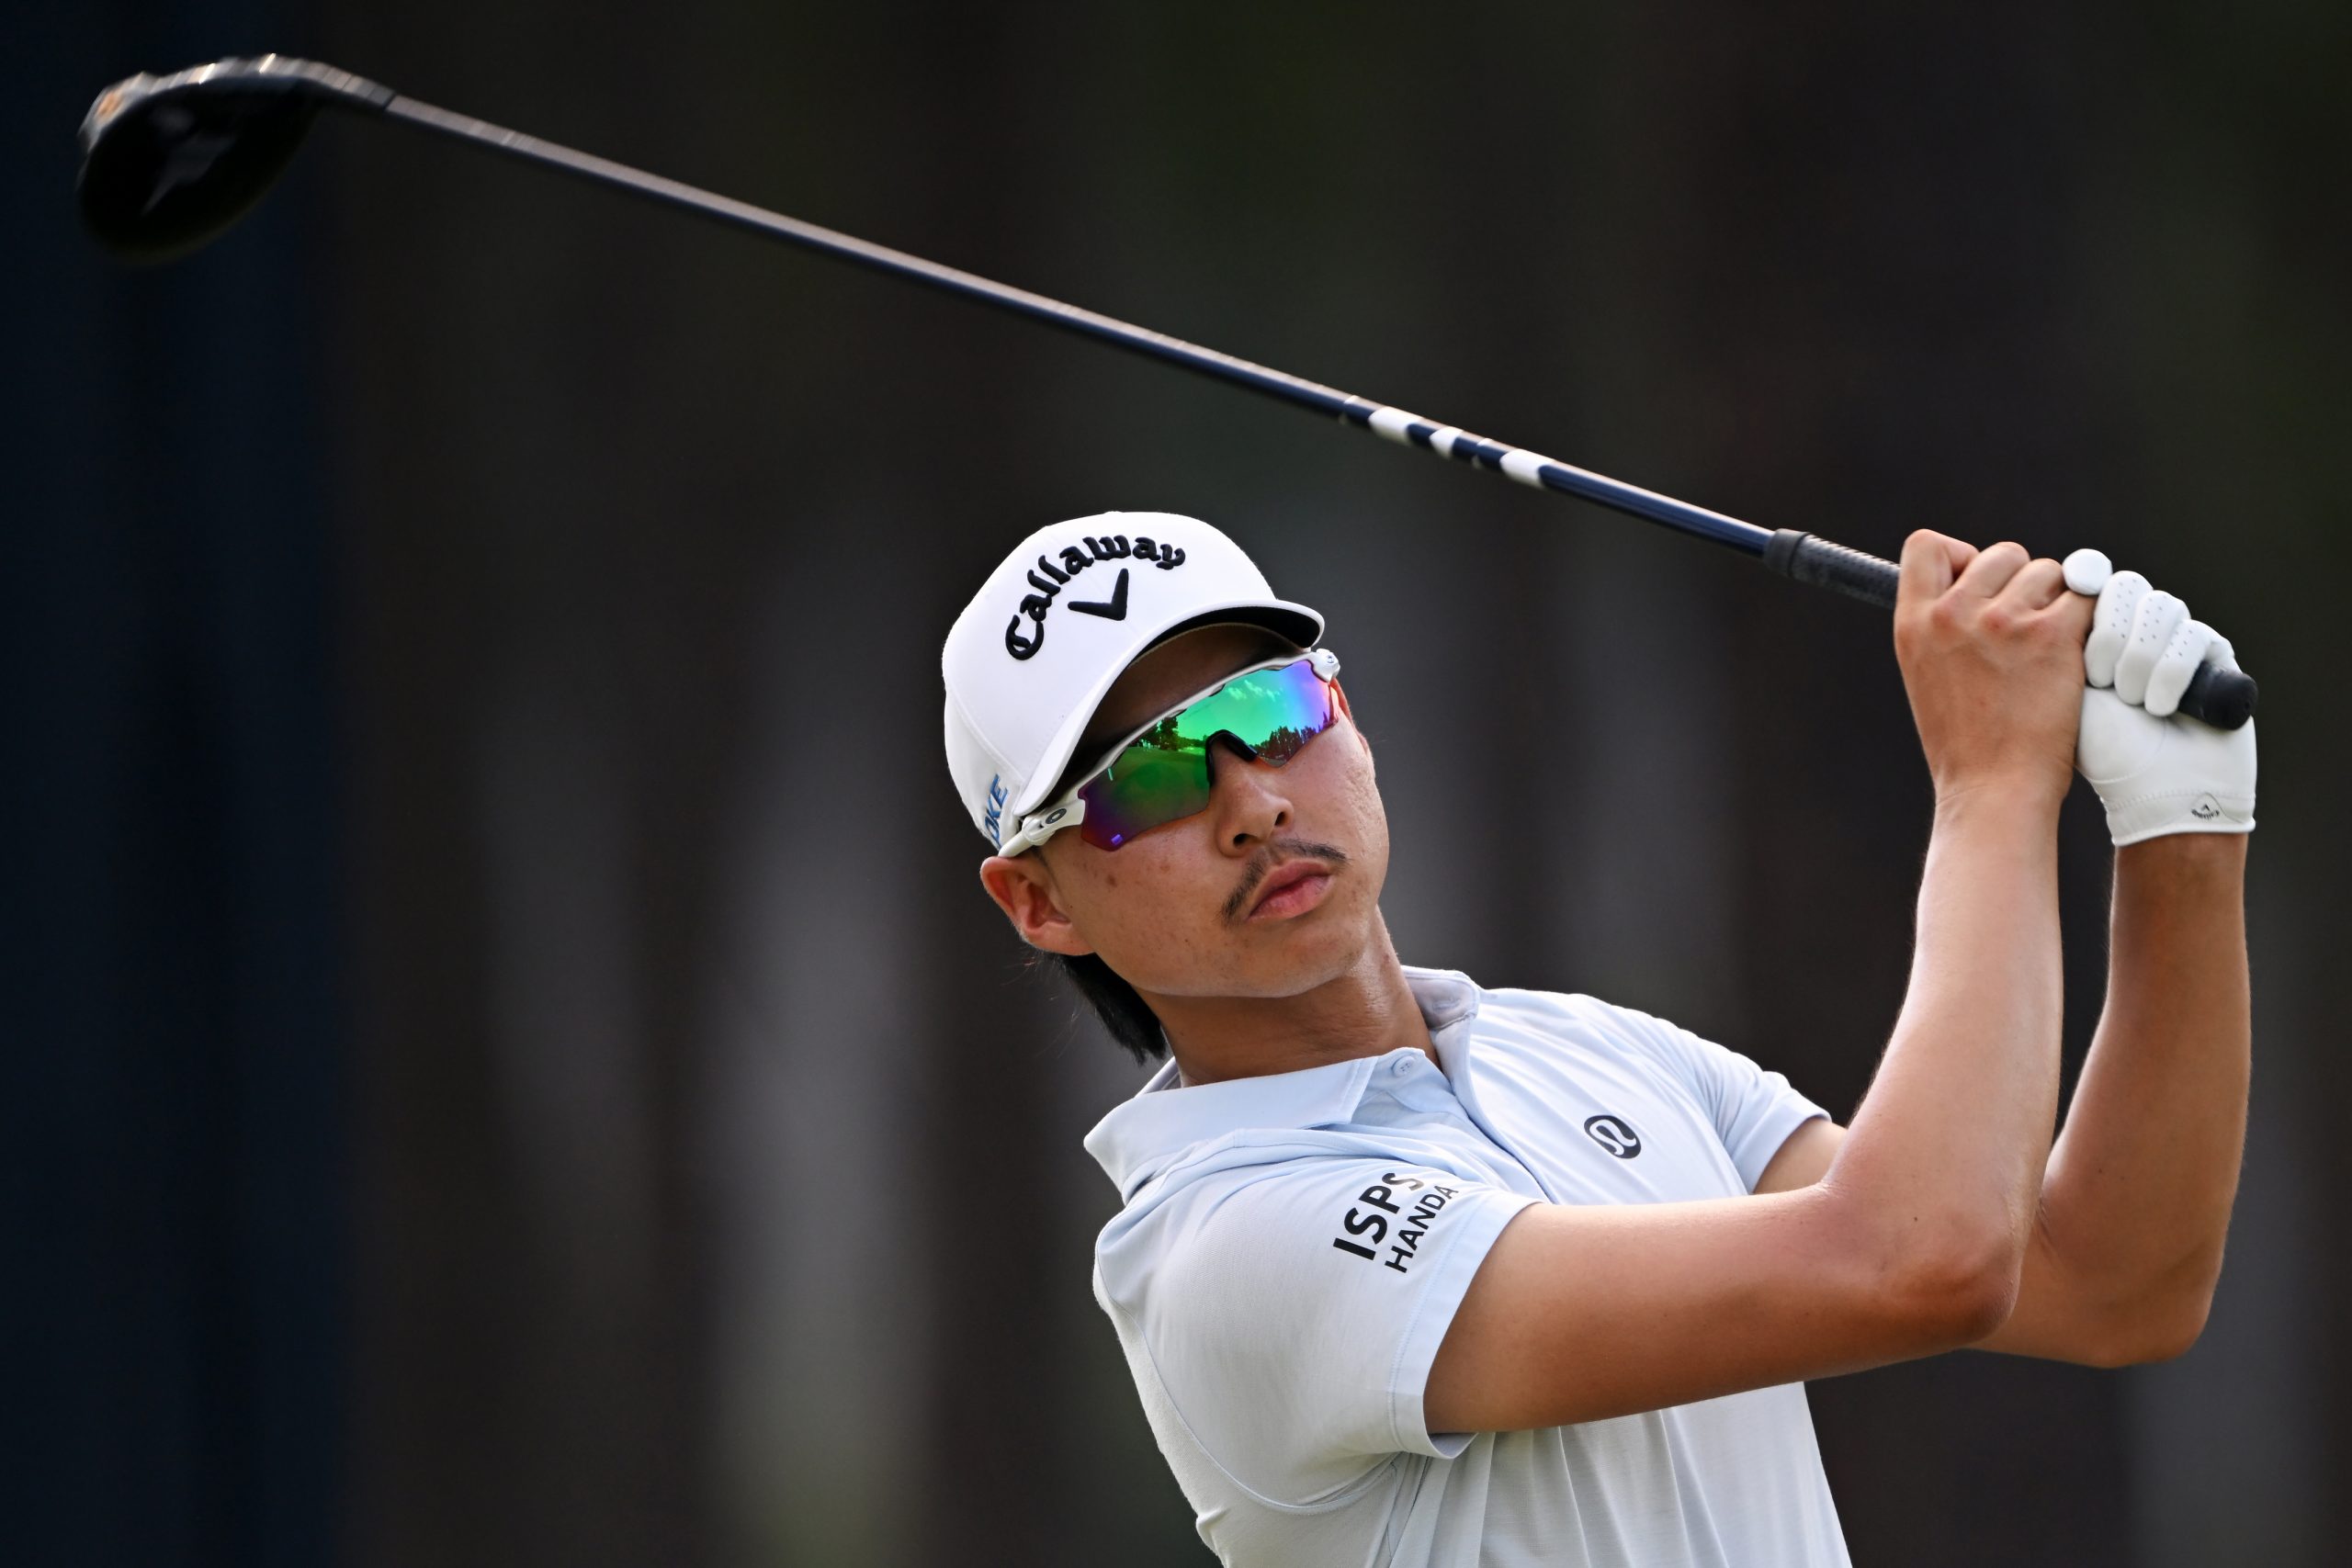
[943,512,1323,852]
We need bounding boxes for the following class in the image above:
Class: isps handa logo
[1005,532,1186,660]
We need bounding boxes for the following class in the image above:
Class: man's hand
[2064,549,2257,846]
[1893,533,2098,811]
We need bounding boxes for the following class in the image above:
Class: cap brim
[1005,596,1325,822]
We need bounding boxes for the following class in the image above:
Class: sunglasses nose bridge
[1204,731,1298,848]
[1207,728,1261,763]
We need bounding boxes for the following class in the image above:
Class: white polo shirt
[1083,965,1849,1567]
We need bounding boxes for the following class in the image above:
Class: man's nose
[1207,737,1293,853]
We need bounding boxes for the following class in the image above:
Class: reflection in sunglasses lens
[1076,660,1338,851]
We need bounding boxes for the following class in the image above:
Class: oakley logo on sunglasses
[1004,534,1187,660]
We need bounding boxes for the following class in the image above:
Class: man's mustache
[1224,840,1351,922]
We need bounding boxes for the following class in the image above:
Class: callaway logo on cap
[943,512,1323,852]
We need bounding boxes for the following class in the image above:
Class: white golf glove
[2064,549,2256,847]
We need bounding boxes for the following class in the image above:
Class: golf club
[76,53,2257,729]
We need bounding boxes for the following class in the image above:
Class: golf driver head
[77,56,385,262]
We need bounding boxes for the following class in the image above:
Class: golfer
[941,512,2253,1566]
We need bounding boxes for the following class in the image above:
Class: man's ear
[978,851,1095,957]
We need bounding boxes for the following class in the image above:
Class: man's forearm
[2041,834,2250,1337]
[1828,788,2067,1278]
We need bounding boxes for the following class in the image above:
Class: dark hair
[1039,950,1168,1064]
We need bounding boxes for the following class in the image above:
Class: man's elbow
[1903,1242,2021,1348]
[1807,1182,2027,1350]
[2073,1279,2218,1369]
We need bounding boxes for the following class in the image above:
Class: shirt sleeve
[1607,1004,1830,1189]
[1105,1153,1535,1506]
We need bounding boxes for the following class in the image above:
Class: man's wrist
[2116,829,2249,882]
[1933,769,2071,825]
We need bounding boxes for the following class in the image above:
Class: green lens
[1075,658,1338,850]
[1085,741,1213,851]
[1170,660,1329,763]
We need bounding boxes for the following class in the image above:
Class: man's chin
[1226,922,1373,999]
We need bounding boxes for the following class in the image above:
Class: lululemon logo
[1583,1114,1642,1159]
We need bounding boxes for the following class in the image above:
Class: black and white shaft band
[1333,397,1770,554]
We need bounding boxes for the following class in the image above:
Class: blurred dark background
[10,1,2348,1563]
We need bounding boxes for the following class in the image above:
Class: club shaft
[379,93,1774,556]
[222,63,2251,728]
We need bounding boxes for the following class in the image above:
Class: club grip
[1763,529,2256,731]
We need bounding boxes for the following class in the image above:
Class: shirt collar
[1080,964,1486,1200]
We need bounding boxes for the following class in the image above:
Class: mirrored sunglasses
[1013,649,1344,852]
